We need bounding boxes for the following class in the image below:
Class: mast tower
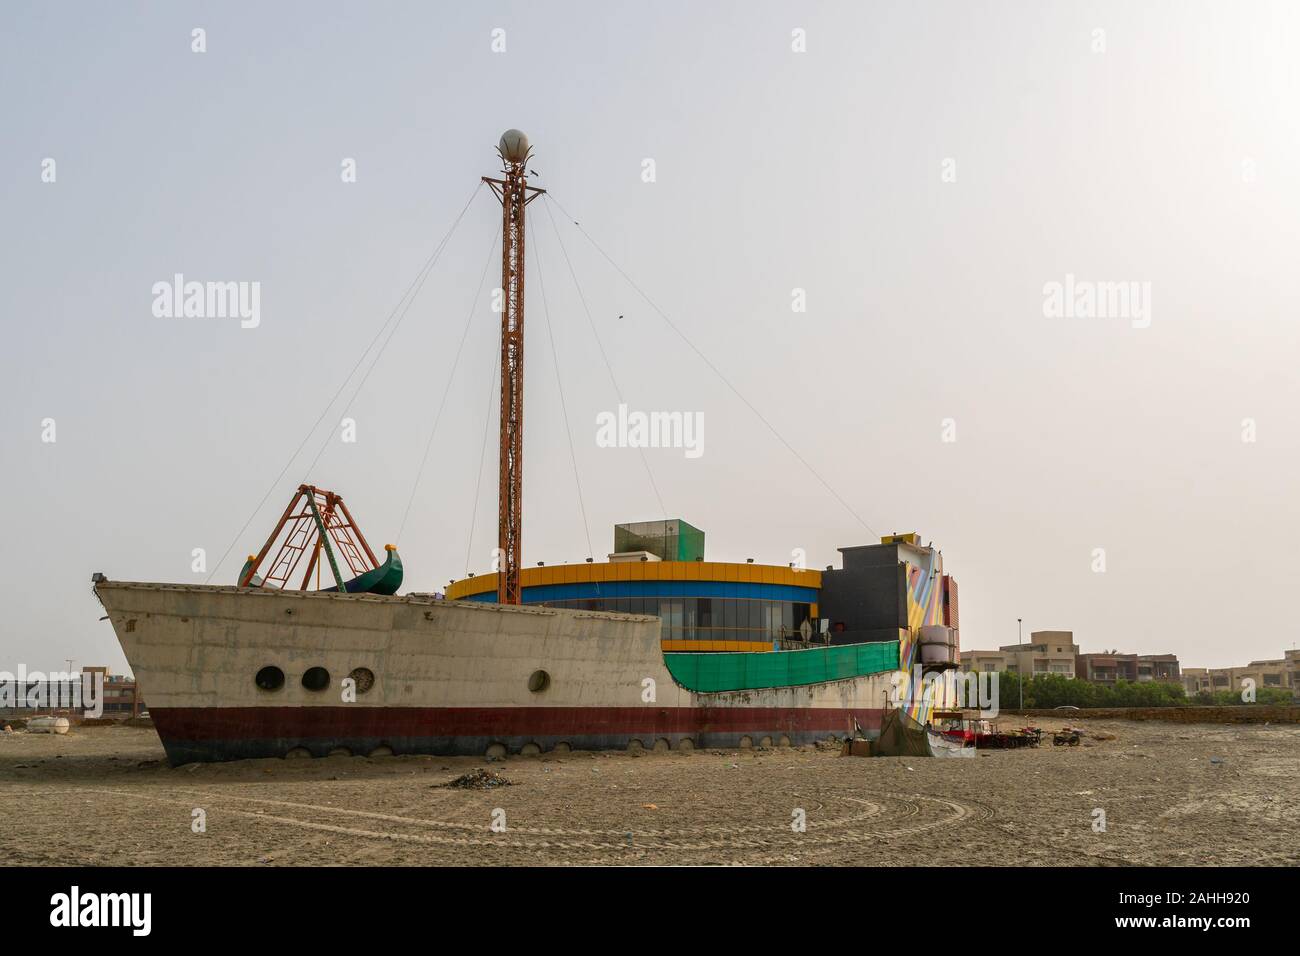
[483,130,544,604]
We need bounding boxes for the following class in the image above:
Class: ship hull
[149,704,886,763]
[95,581,893,765]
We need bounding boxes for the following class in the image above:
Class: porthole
[301,666,330,692]
[255,666,285,691]
[348,667,376,694]
[528,669,550,693]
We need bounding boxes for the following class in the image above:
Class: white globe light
[499,129,530,164]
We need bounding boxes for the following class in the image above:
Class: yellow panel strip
[660,639,772,653]
[447,561,822,599]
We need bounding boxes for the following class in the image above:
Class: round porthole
[255,666,285,691]
[301,667,330,692]
[527,669,550,693]
[348,667,375,694]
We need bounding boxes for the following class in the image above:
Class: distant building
[0,666,143,718]
[1137,654,1182,682]
[962,649,1012,672]
[103,672,144,716]
[961,633,1185,684]
[959,630,1078,677]
[78,666,145,716]
[1076,652,1180,684]
[1182,650,1299,698]
[964,635,1300,697]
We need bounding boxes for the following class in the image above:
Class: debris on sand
[437,768,514,790]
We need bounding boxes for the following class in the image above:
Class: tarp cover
[870,707,933,757]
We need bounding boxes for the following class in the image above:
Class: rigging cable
[528,212,595,562]
[463,352,500,577]
[544,193,880,539]
[204,182,484,584]
[540,196,670,524]
[298,216,489,486]
[395,225,502,545]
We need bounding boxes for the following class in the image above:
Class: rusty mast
[483,130,544,604]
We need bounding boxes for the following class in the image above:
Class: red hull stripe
[154,706,884,741]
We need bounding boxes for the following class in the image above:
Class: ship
[93,131,961,764]
[93,579,907,763]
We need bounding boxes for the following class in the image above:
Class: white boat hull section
[94,582,895,763]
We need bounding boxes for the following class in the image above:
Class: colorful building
[445,522,960,665]
[446,554,819,653]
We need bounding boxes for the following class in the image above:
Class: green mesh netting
[664,640,898,693]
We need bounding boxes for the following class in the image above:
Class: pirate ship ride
[93,131,951,764]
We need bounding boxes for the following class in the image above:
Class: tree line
[982,671,1295,709]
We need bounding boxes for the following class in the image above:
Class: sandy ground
[1,721,1296,866]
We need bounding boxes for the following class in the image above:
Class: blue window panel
[462,579,820,606]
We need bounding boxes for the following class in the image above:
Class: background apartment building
[0,666,144,719]
[960,629,1299,700]
[960,630,1078,677]
[1076,652,1181,684]
[961,632,1189,685]
[1182,649,1299,697]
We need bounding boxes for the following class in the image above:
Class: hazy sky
[3,1,1298,674]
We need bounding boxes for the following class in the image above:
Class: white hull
[95,581,897,763]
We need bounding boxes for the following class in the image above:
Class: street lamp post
[1017,618,1023,711]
